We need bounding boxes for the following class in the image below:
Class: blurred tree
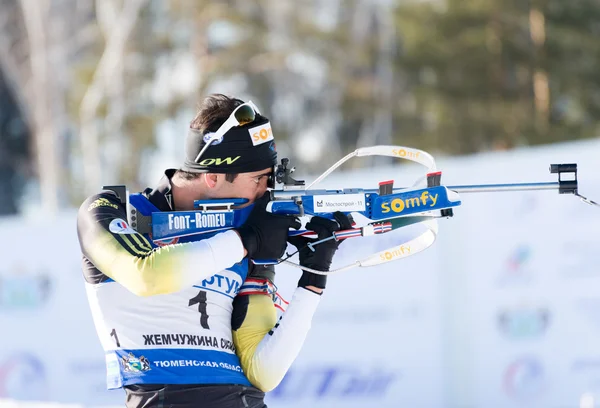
[74,0,149,197]
[543,0,600,137]
[0,72,30,215]
[2,0,600,213]
[167,0,350,165]
[165,0,403,170]
[394,0,600,155]
[0,0,98,213]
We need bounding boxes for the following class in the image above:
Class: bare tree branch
[0,9,31,125]
[79,0,148,196]
[19,0,60,214]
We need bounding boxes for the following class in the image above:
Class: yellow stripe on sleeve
[233,294,278,392]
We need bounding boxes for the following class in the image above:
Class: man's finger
[333,211,353,230]
[288,217,302,230]
[306,222,336,240]
[306,216,340,233]
[287,235,309,248]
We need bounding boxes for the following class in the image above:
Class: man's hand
[236,193,301,260]
[288,212,352,292]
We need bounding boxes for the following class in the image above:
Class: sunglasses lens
[234,105,256,126]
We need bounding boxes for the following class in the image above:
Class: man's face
[209,167,273,206]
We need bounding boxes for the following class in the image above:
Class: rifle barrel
[445,182,560,193]
[271,181,562,199]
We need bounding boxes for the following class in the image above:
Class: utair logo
[381,190,438,214]
[197,273,241,297]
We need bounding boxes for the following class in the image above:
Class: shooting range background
[0,139,599,408]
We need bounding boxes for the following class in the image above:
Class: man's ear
[204,173,219,188]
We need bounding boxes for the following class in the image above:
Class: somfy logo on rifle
[381,191,438,214]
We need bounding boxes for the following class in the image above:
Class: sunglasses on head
[194,101,261,163]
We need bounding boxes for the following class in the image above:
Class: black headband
[182,115,277,174]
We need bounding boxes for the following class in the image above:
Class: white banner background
[0,139,598,408]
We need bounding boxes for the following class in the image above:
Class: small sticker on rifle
[312,194,366,213]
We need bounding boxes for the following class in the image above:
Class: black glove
[236,193,301,260]
[288,211,352,290]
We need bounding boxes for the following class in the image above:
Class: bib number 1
[189,289,210,329]
[110,328,121,347]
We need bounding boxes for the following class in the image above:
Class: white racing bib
[86,264,251,389]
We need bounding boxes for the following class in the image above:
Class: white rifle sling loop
[358,218,438,267]
[280,217,439,275]
[305,145,436,190]
[284,145,442,273]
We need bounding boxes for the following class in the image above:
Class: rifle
[107,145,598,274]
